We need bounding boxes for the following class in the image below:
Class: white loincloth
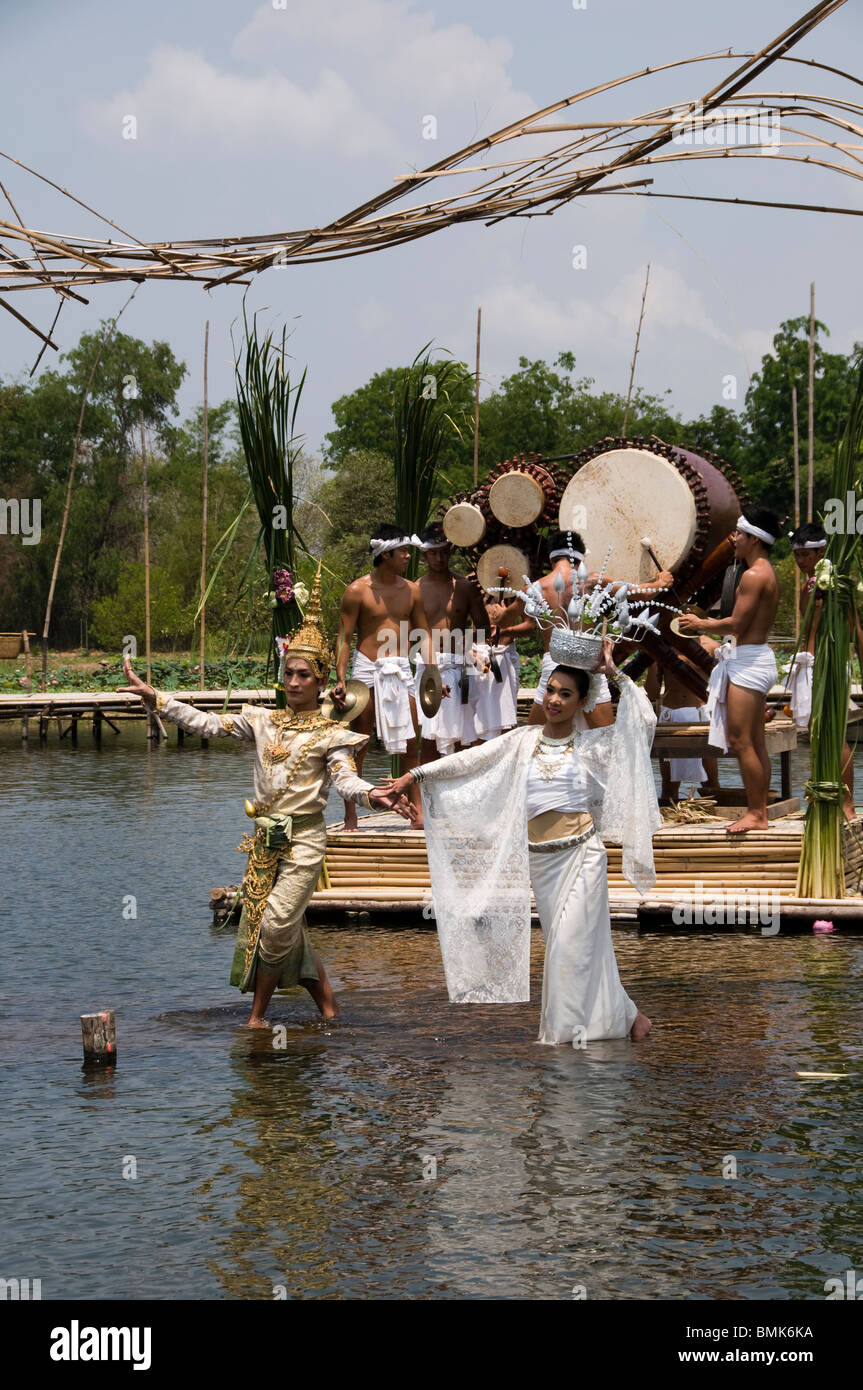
[415,652,477,754]
[351,651,415,753]
[783,651,814,729]
[534,650,611,730]
[706,641,778,754]
[472,643,520,741]
[658,704,709,785]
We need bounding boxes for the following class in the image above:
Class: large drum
[558,438,744,597]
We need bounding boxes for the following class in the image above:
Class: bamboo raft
[303,811,863,925]
[210,810,863,933]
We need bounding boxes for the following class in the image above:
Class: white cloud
[81,2,532,165]
[233,0,526,122]
[477,264,733,369]
[80,45,395,157]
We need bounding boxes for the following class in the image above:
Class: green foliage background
[1,314,860,675]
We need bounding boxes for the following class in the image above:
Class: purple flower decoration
[273,568,294,604]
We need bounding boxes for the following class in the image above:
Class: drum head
[476,544,529,597]
[559,448,697,580]
[442,501,486,547]
[488,471,544,527]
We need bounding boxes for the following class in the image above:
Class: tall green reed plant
[797,352,863,898]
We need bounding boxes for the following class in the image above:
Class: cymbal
[418,664,443,717]
[669,607,708,638]
[319,678,371,723]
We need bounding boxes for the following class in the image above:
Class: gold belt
[527,810,594,844]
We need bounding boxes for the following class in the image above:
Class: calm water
[1,723,862,1300]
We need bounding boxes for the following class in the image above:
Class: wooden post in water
[81,1009,117,1066]
[21,628,31,739]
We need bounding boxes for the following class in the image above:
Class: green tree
[0,327,185,645]
[743,317,859,514]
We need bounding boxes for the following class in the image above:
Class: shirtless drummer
[334,524,435,830]
[414,522,491,762]
[678,505,781,834]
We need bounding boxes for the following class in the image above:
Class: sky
[2,0,862,459]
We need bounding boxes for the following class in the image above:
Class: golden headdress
[280,563,331,681]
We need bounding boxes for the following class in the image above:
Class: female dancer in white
[384,639,657,1044]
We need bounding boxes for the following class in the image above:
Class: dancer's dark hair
[548,665,590,700]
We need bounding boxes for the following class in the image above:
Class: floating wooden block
[81,1009,117,1066]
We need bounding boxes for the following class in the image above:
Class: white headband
[549,548,585,562]
[369,534,421,557]
[736,516,776,545]
[415,538,450,552]
[791,538,826,550]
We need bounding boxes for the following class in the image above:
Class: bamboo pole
[40,288,138,690]
[793,383,801,647]
[807,280,815,521]
[199,320,209,691]
[140,414,152,689]
[622,264,650,436]
[473,305,481,488]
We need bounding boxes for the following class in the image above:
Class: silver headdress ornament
[495,533,683,672]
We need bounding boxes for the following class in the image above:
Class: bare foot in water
[725,811,769,835]
[246,1016,272,1029]
[631,1011,652,1040]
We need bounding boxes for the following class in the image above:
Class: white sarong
[706,642,778,754]
[415,652,478,754]
[534,650,611,729]
[783,651,814,729]
[472,643,520,741]
[352,651,415,753]
[530,830,639,1044]
[658,704,709,785]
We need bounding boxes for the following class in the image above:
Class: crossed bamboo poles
[0,0,860,347]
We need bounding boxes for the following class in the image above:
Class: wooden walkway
[0,688,276,740]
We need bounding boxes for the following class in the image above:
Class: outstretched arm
[383,725,528,797]
[327,744,415,820]
[119,657,256,739]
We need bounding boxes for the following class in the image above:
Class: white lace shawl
[420,677,660,1004]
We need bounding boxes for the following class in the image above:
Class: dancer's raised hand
[118,656,156,707]
[595,636,620,679]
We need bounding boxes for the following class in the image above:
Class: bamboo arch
[1,0,860,349]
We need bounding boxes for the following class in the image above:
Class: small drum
[442,501,486,548]
[488,470,545,527]
[475,543,529,599]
